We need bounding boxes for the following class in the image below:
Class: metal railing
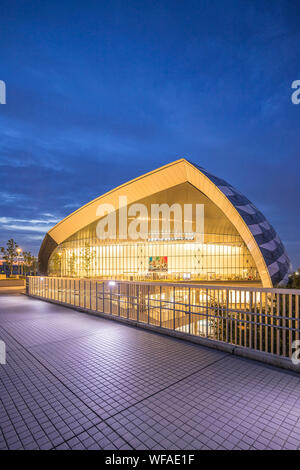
[27,276,300,361]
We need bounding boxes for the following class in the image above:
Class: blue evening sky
[0,0,299,266]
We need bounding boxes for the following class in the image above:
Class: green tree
[81,242,95,277]
[212,293,299,357]
[23,251,36,275]
[68,251,76,277]
[287,270,300,289]
[51,252,62,276]
[33,257,38,275]
[0,239,19,276]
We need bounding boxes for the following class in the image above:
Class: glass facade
[48,183,260,282]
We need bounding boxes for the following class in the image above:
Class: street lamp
[16,248,22,275]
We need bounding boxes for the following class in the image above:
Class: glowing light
[183,273,191,279]
[109,280,116,286]
[49,235,253,281]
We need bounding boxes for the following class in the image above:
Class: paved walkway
[0,292,300,450]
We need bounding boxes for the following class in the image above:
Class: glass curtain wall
[47,183,260,282]
[48,235,258,281]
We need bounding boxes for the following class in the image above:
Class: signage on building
[148,256,168,272]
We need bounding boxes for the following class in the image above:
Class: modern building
[39,159,292,288]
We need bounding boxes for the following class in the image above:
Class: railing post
[296,294,299,351]
[276,293,280,356]
[289,294,292,359]
[159,285,162,328]
[110,284,112,315]
[249,291,253,349]
[270,293,274,354]
[136,284,139,322]
[127,283,129,319]
[206,288,208,338]
[84,280,86,309]
[148,285,150,324]
[188,287,191,335]
[173,286,176,331]
[282,294,286,357]
[264,292,268,353]
[103,282,105,313]
[226,290,229,344]
[189,287,191,335]
[96,282,98,312]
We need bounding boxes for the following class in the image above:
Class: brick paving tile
[0,293,300,450]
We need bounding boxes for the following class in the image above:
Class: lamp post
[16,248,22,275]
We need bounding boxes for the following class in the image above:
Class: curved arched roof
[39,159,292,287]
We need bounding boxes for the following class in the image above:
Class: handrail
[26,276,300,365]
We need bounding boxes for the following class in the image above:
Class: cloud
[0,217,59,225]
[1,224,52,233]
[0,215,59,238]
[0,192,25,203]
[24,234,45,241]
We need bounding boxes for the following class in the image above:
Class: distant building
[0,259,23,276]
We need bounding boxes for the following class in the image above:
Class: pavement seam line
[0,323,134,450]
[0,309,229,450]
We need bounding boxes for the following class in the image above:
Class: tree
[212,292,299,356]
[51,252,62,276]
[81,242,95,277]
[0,239,19,276]
[67,251,76,277]
[287,270,300,289]
[32,257,38,275]
[23,251,36,275]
